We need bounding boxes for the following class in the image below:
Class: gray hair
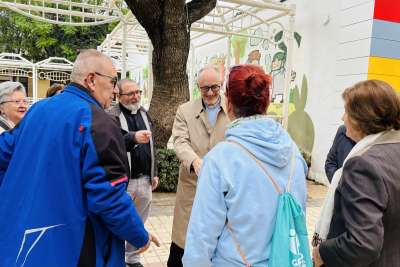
[117,79,138,94]
[70,49,113,83]
[0,81,26,103]
[197,65,220,84]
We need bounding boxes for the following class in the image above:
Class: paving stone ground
[140,180,328,267]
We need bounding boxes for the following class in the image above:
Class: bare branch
[186,0,217,24]
[125,0,162,32]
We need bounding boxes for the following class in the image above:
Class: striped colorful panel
[370,19,400,59]
[368,57,400,92]
[374,0,400,23]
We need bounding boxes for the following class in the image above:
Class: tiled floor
[140,180,328,267]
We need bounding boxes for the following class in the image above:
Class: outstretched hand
[134,233,160,254]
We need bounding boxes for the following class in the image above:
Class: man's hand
[134,233,161,254]
[312,245,324,267]
[192,158,203,176]
[134,130,151,144]
[151,176,159,191]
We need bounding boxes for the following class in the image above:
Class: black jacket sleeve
[325,126,345,182]
[319,156,388,267]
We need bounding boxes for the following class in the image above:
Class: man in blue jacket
[0,49,158,267]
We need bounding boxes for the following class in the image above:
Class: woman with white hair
[0,81,28,133]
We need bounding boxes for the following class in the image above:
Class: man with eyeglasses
[167,66,230,267]
[109,79,159,267]
[0,49,158,267]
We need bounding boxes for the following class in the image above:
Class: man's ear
[85,73,96,92]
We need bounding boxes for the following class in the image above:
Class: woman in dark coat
[313,80,400,267]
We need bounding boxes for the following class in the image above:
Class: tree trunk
[126,0,217,147]
[148,2,190,147]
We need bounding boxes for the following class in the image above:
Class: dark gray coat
[320,130,400,267]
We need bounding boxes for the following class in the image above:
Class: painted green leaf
[288,111,315,154]
[292,85,301,110]
[274,30,283,42]
[294,32,302,47]
[231,30,249,58]
[300,75,308,110]
[278,42,287,54]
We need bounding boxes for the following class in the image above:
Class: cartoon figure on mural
[271,51,286,103]
[246,49,261,65]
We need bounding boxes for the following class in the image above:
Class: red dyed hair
[226,64,271,117]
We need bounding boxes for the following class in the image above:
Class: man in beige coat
[167,66,230,267]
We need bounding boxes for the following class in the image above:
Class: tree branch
[186,0,217,24]
[125,0,162,33]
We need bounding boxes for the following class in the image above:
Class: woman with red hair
[182,64,308,267]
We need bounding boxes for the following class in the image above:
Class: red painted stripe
[110,176,128,186]
[374,0,400,23]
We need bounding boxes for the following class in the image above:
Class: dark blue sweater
[325,125,356,182]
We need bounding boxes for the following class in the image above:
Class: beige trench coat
[171,96,230,248]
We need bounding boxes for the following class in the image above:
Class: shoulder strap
[227,140,297,194]
[226,222,251,267]
[224,140,297,266]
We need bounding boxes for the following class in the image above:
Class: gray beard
[121,102,141,114]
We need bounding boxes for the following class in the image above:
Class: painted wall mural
[287,75,315,157]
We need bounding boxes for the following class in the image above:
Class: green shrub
[156,148,180,192]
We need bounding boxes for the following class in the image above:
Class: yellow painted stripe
[368,56,400,76]
[367,73,400,92]
[368,57,400,92]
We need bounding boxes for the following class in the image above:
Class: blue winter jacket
[183,115,308,267]
[0,83,148,267]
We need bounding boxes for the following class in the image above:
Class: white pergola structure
[99,0,295,126]
[0,0,122,26]
[0,0,295,125]
[0,53,73,100]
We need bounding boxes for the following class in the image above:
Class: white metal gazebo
[0,0,295,125]
[0,53,73,99]
[98,0,296,126]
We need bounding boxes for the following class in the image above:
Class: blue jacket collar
[64,82,102,108]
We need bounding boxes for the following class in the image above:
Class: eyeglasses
[119,90,143,97]
[94,72,118,88]
[1,99,29,105]
[199,84,221,93]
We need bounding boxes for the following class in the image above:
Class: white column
[121,22,127,79]
[226,36,232,67]
[32,65,37,102]
[189,44,195,100]
[282,7,295,129]
[147,43,154,104]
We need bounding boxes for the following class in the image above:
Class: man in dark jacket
[109,79,159,267]
[324,125,355,182]
[0,49,158,267]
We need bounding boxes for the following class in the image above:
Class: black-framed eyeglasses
[119,90,143,97]
[94,72,118,88]
[199,84,221,93]
[0,99,29,105]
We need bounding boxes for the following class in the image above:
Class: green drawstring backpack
[227,140,312,267]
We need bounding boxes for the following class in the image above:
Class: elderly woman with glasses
[313,80,400,267]
[182,64,308,267]
[0,81,28,133]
